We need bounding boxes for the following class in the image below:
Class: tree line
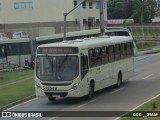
[107,0,157,23]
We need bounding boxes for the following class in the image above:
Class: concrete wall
[0,0,107,37]
[0,0,74,24]
[0,21,79,38]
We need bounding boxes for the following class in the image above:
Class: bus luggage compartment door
[96,67,103,89]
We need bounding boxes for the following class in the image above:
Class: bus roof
[36,27,132,42]
[0,38,30,44]
[36,29,100,41]
[38,36,133,50]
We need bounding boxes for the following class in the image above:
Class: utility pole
[141,0,144,49]
[63,0,106,40]
[63,0,85,41]
[1,46,5,70]
[99,0,105,36]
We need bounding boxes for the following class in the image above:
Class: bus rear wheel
[115,72,122,88]
[48,97,56,101]
[86,81,94,100]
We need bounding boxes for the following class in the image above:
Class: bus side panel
[124,57,134,81]
[100,63,113,90]
[110,58,134,86]
[112,60,124,86]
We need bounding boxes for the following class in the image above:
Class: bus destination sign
[37,47,78,54]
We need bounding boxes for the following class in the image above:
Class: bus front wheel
[48,97,56,101]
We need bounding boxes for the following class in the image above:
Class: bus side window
[127,42,133,56]
[81,55,89,79]
[115,44,121,60]
[108,45,115,62]
[100,48,104,56]
[106,32,115,36]
[124,43,128,57]
[95,48,100,57]
[113,45,115,61]
[88,49,95,67]
[106,47,109,63]
[118,44,121,59]
[130,42,134,56]
[116,31,130,36]
[121,44,124,59]
[108,46,112,62]
[95,48,102,66]
[121,43,127,58]
[101,47,107,64]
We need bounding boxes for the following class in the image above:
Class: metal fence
[0,62,21,72]
[127,24,160,41]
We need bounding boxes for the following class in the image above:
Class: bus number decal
[43,86,57,91]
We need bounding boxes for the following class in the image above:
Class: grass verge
[0,70,34,85]
[136,42,157,51]
[0,70,35,109]
[120,96,160,120]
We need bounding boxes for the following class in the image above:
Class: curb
[136,49,160,56]
[0,95,36,111]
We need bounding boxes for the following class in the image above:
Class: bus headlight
[70,83,79,91]
[36,83,43,90]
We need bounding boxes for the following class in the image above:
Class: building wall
[0,0,74,23]
[0,21,80,38]
[74,0,107,20]
[0,0,107,37]
[74,0,107,30]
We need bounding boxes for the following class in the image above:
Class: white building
[0,0,107,38]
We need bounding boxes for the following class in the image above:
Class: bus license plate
[43,86,57,91]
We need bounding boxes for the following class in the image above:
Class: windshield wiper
[46,54,54,71]
[59,55,68,69]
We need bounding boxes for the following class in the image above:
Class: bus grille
[44,92,68,97]
[41,83,71,86]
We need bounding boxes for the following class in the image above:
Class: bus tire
[48,97,56,101]
[115,72,122,88]
[86,81,94,100]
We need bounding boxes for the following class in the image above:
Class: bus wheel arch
[86,79,95,100]
[116,71,122,88]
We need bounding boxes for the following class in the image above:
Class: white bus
[35,36,134,101]
[0,38,36,70]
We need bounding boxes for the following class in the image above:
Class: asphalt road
[1,53,160,120]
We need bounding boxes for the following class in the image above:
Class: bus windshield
[36,55,79,81]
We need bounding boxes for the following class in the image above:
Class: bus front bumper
[44,89,85,98]
[36,87,87,98]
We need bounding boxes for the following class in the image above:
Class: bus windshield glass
[36,55,79,81]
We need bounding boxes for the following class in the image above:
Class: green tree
[132,0,156,23]
[107,0,157,23]
[108,0,126,19]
